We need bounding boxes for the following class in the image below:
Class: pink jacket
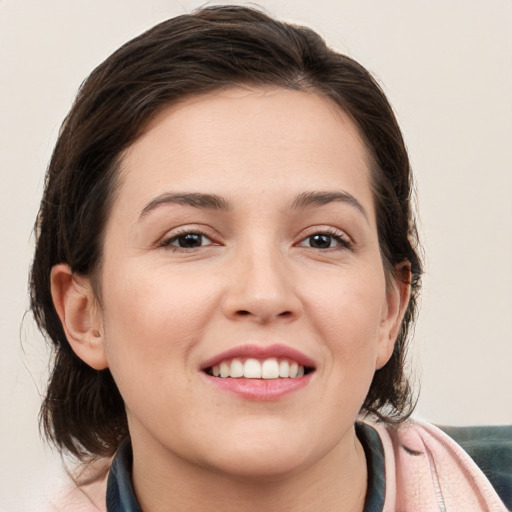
[45,420,507,511]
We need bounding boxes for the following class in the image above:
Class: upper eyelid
[160,223,216,236]
[297,225,352,240]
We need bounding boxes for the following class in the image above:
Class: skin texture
[51,87,410,512]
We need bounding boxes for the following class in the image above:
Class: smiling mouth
[204,357,315,379]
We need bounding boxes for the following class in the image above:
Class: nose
[221,245,302,324]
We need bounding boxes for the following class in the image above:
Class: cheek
[303,266,387,379]
[98,272,214,433]
[98,264,219,385]
[307,268,386,338]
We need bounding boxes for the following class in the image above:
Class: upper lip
[200,344,316,371]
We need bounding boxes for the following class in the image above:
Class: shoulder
[42,460,109,512]
[363,418,509,511]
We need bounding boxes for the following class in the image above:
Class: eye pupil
[178,233,203,248]
[310,234,331,249]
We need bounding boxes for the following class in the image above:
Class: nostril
[231,309,296,321]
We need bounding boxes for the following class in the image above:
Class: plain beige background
[1,0,511,509]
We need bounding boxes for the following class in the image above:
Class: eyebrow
[139,189,368,222]
[291,191,368,221]
[139,192,231,219]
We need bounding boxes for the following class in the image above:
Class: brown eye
[163,232,211,249]
[298,231,351,250]
[309,234,333,249]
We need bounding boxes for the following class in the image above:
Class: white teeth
[261,358,279,379]
[220,361,230,378]
[230,358,244,378]
[209,357,308,379]
[244,358,262,378]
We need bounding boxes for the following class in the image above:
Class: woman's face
[89,87,405,478]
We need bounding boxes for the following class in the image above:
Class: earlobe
[50,263,109,370]
[376,263,411,369]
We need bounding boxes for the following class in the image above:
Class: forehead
[116,86,375,216]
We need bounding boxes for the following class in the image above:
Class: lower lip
[203,373,313,400]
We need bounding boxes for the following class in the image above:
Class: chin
[195,423,322,480]
[207,447,312,481]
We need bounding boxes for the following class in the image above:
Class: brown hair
[31,5,422,459]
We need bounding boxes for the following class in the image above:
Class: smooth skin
[51,87,410,512]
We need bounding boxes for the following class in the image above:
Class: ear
[376,263,411,370]
[50,263,108,370]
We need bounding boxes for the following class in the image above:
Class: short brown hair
[31,5,422,459]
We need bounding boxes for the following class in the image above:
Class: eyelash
[159,227,352,252]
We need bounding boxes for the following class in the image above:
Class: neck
[130,425,368,512]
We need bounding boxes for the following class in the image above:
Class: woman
[30,5,507,511]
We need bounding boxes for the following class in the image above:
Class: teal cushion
[438,425,512,509]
